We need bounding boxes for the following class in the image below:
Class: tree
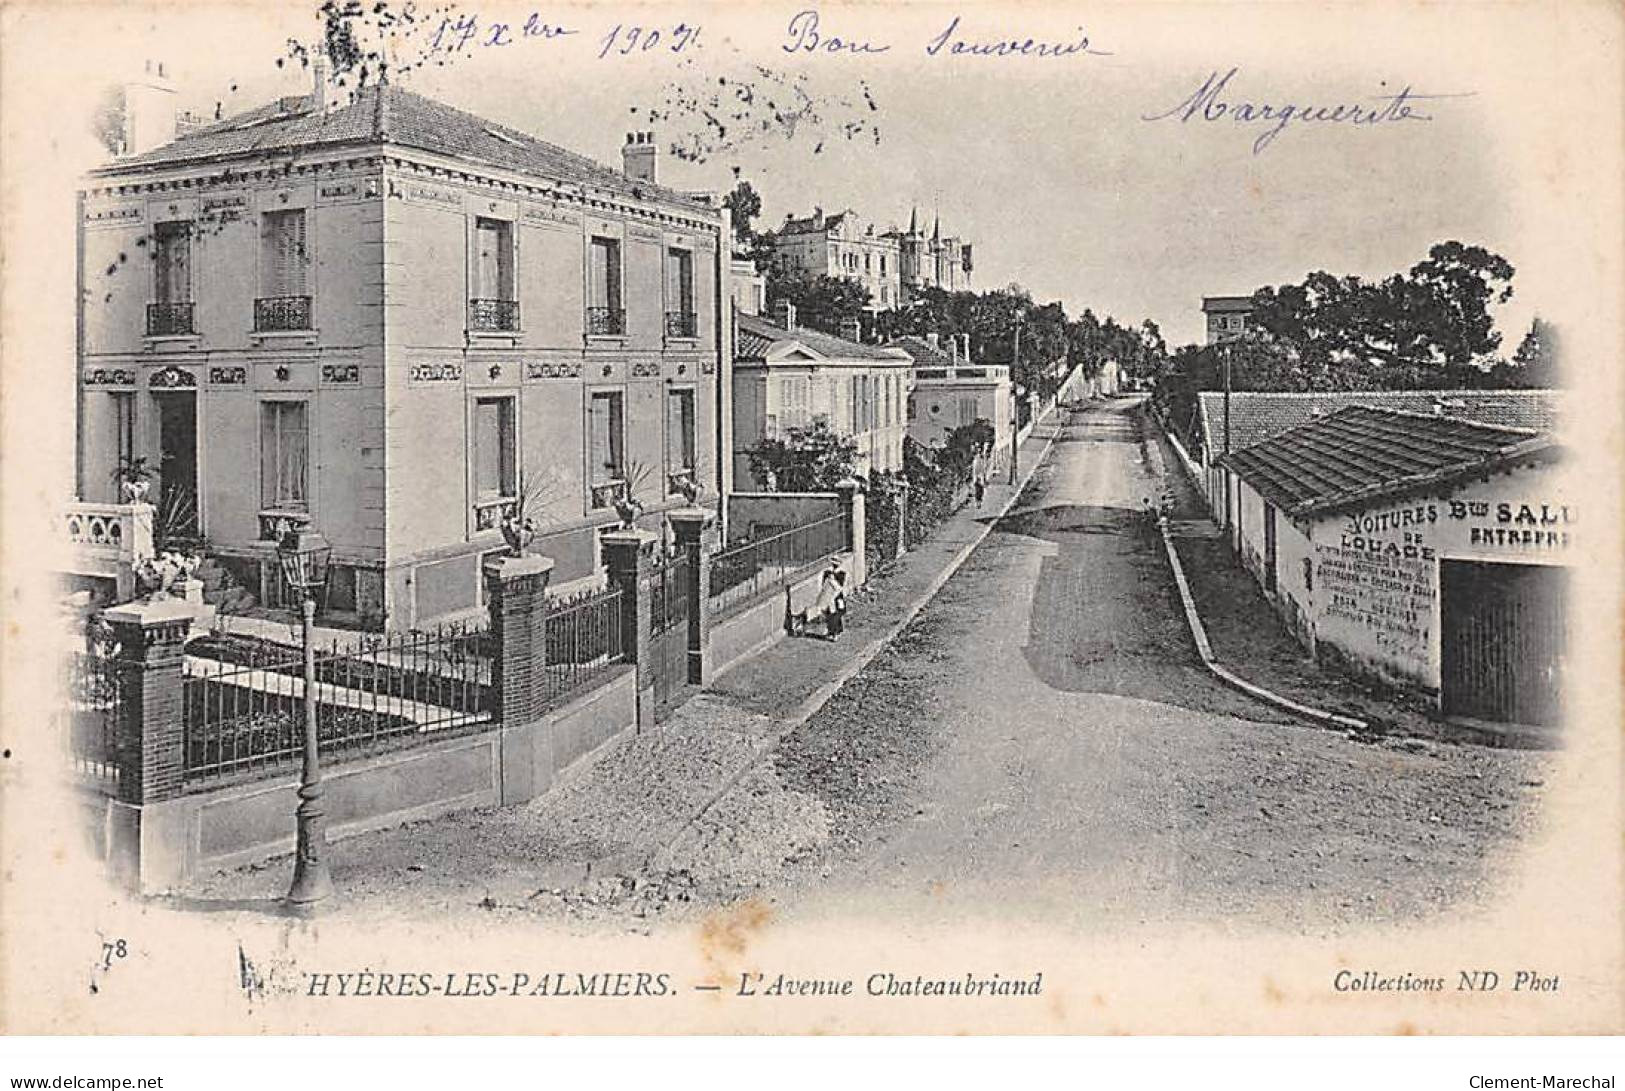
[722,179,763,247]
[746,422,858,492]
[1487,316,1562,388]
[1248,241,1516,379]
[765,269,871,334]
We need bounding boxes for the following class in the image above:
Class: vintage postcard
[1,0,1621,1039]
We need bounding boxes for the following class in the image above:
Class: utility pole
[1222,341,1233,537]
[1008,317,1023,486]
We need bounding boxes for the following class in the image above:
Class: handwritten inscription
[924,16,1109,59]
[783,10,889,55]
[1144,67,1465,155]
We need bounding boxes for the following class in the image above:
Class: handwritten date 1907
[598,22,703,59]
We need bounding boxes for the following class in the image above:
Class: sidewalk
[186,410,1068,918]
[1149,417,1452,742]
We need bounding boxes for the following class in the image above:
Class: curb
[642,412,1066,873]
[1154,513,1369,733]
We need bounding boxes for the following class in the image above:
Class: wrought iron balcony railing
[664,310,698,339]
[254,295,312,332]
[258,508,310,542]
[667,467,697,497]
[586,306,626,336]
[146,301,195,336]
[469,298,520,332]
[590,478,628,510]
[472,496,517,531]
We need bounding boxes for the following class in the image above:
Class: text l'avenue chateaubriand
[1144,66,1472,155]
[783,10,1111,59]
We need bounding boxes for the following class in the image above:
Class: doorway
[155,392,199,546]
[1440,560,1568,728]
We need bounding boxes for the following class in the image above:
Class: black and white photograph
[0,0,1621,1058]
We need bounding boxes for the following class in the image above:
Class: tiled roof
[885,336,960,368]
[1218,406,1557,517]
[99,85,711,210]
[735,314,910,363]
[1195,389,1564,458]
[1202,296,1254,313]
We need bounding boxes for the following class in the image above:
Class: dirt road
[761,398,1547,933]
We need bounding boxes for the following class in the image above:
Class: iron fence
[469,298,520,332]
[541,584,625,708]
[709,511,849,617]
[182,621,493,785]
[64,650,122,790]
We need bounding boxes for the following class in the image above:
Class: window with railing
[148,220,194,335]
[587,390,625,507]
[665,247,695,339]
[666,388,696,494]
[260,401,308,527]
[257,209,310,331]
[470,218,517,331]
[588,236,623,336]
[472,396,516,529]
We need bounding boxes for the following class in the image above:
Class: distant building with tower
[770,205,974,313]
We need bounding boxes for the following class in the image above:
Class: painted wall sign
[1316,545,1434,664]
[410,361,463,383]
[207,366,247,385]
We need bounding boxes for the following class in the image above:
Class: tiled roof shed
[1195,389,1564,457]
[886,336,958,368]
[94,85,712,211]
[1217,406,1559,518]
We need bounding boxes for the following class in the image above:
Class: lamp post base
[286,795,335,909]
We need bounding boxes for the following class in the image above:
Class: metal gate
[1440,560,1568,727]
[645,552,692,718]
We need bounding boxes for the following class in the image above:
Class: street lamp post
[278,526,335,910]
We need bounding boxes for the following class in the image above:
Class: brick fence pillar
[101,597,200,891]
[667,507,714,686]
[601,527,657,729]
[483,553,554,727]
[835,478,867,588]
[484,553,553,803]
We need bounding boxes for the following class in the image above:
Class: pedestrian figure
[811,564,842,641]
[972,448,987,507]
[829,570,849,639]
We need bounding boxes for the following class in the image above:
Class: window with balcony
[257,209,310,331]
[587,237,624,336]
[665,247,696,338]
[148,220,194,335]
[588,390,625,508]
[472,396,516,530]
[470,217,518,331]
[666,387,696,494]
[260,400,308,520]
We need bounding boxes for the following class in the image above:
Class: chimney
[772,299,797,330]
[839,316,862,343]
[121,58,178,156]
[311,53,329,111]
[925,332,940,350]
[622,131,657,183]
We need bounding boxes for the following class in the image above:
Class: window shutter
[475,400,501,498]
